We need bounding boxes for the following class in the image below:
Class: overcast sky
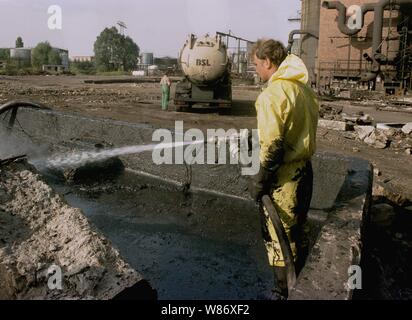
[0,0,301,57]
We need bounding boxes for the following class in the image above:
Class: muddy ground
[1,75,412,299]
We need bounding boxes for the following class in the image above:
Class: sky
[0,0,301,58]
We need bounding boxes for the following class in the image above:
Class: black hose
[0,100,50,115]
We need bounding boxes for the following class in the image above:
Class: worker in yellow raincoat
[249,39,319,299]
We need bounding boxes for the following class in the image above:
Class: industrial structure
[70,55,94,63]
[0,46,69,72]
[134,52,154,75]
[292,0,412,94]
[50,47,69,71]
[216,31,255,77]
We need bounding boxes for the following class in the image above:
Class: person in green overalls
[160,72,172,111]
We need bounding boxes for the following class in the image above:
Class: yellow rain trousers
[255,54,319,268]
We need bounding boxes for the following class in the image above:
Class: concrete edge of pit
[289,157,373,300]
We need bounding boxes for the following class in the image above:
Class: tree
[31,42,62,68]
[94,27,139,72]
[0,48,10,61]
[70,60,96,75]
[15,37,24,48]
[48,49,62,65]
[122,36,140,71]
[31,42,52,69]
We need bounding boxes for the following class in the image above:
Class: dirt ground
[1,75,412,200]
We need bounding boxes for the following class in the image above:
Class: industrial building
[70,55,94,63]
[293,0,412,93]
[0,46,69,72]
[10,48,32,60]
[52,48,69,71]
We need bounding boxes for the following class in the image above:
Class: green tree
[32,42,52,69]
[93,27,139,72]
[15,37,24,48]
[31,42,63,69]
[70,60,96,75]
[122,36,139,71]
[48,49,62,65]
[0,48,10,60]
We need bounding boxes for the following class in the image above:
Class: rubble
[354,126,390,149]
[374,168,382,177]
[354,126,375,141]
[319,104,374,126]
[342,113,373,125]
[319,104,343,120]
[402,123,412,135]
[351,123,412,151]
[0,160,155,300]
[364,130,390,149]
[373,182,411,207]
[318,119,351,131]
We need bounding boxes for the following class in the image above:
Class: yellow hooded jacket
[255,54,319,169]
[255,54,319,267]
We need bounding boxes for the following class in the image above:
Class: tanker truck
[174,33,232,112]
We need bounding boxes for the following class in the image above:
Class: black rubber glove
[249,165,276,203]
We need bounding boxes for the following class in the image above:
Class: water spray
[30,141,203,170]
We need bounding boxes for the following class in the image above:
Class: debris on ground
[402,123,412,135]
[0,160,155,300]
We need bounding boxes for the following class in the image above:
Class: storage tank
[179,34,229,85]
[10,48,31,62]
[141,52,154,65]
[174,33,232,112]
[147,64,158,76]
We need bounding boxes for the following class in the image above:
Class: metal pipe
[287,30,319,54]
[322,1,364,35]
[323,0,412,80]
[361,71,380,81]
[370,0,412,59]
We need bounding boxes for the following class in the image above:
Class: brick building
[297,0,411,91]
